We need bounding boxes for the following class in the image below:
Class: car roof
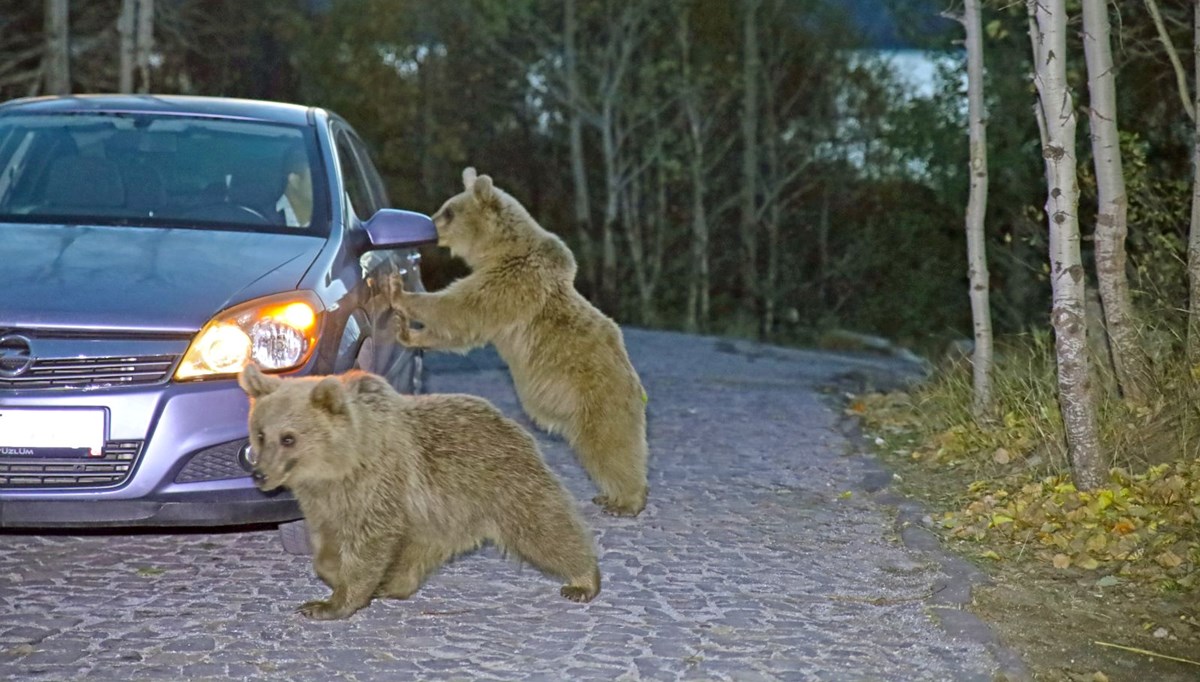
[0,95,318,127]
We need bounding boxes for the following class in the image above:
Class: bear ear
[311,376,348,415]
[472,174,496,204]
[462,166,477,191]
[239,364,281,399]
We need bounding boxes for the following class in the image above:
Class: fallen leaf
[1053,553,1071,569]
[993,448,1011,465]
[1155,551,1183,568]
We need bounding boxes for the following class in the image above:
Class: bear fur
[237,364,600,620]
[390,167,649,516]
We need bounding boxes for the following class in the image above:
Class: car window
[346,132,390,209]
[0,113,329,235]
[334,129,379,220]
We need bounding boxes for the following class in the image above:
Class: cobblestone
[0,330,1025,680]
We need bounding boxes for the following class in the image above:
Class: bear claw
[298,599,349,620]
[593,495,644,517]
[560,585,595,603]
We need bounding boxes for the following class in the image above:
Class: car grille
[175,438,251,483]
[0,440,141,489]
[0,355,177,390]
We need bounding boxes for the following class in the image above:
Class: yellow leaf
[1077,556,1100,570]
[980,550,1002,561]
[838,491,852,500]
[1095,489,1114,511]
[1155,551,1184,568]
[990,514,1014,527]
[1053,553,1071,569]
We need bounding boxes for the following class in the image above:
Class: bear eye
[280,434,296,447]
[255,430,264,443]
[442,206,454,222]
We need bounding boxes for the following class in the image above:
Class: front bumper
[0,376,303,528]
[0,484,298,528]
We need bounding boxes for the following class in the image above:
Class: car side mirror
[362,209,437,250]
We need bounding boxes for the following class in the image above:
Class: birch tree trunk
[119,0,136,93]
[678,6,711,333]
[43,0,69,95]
[1081,0,1148,401]
[962,0,995,417]
[599,100,620,315]
[1189,0,1200,363]
[564,0,596,297]
[1028,0,1106,490]
[135,0,154,93]
[739,0,762,337]
[763,75,781,338]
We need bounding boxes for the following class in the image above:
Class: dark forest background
[3,0,1195,356]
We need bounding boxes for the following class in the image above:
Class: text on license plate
[0,408,106,458]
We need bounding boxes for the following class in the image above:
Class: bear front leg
[376,537,455,600]
[298,533,398,620]
[310,525,340,589]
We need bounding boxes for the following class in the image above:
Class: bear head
[238,364,358,491]
[430,167,519,266]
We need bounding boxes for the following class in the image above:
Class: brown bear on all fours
[390,167,649,517]
[238,364,601,621]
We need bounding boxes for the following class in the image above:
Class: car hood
[0,223,325,333]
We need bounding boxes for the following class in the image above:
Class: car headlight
[174,291,324,380]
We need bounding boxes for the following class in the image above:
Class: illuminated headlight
[175,292,323,380]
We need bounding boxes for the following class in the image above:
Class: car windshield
[0,112,328,235]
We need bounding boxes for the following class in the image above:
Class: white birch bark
[564,0,596,296]
[43,0,69,95]
[962,0,994,416]
[135,0,154,93]
[118,0,135,93]
[1081,0,1148,401]
[1028,0,1106,490]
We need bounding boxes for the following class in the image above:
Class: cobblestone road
[0,330,1026,681]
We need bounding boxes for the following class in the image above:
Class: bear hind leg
[499,518,600,603]
[572,418,648,517]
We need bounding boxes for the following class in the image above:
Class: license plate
[0,408,106,458]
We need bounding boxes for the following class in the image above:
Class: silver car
[0,95,436,552]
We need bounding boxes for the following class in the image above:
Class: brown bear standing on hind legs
[390,167,649,517]
[238,364,600,620]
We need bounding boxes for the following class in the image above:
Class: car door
[330,124,425,392]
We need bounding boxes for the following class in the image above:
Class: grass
[852,330,1200,590]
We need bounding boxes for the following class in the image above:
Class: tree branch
[1143,0,1194,121]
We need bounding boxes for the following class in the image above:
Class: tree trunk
[1028,0,1106,491]
[1081,0,1149,402]
[135,0,154,93]
[118,0,136,93]
[678,7,710,333]
[763,74,781,339]
[43,0,69,95]
[1188,0,1200,363]
[621,163,652,325]
[963,0,995,417]
[564,0,596,297]
[739,0,762,336]
[599,97,620,315]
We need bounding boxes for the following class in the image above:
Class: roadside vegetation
[851,335,1200,678]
